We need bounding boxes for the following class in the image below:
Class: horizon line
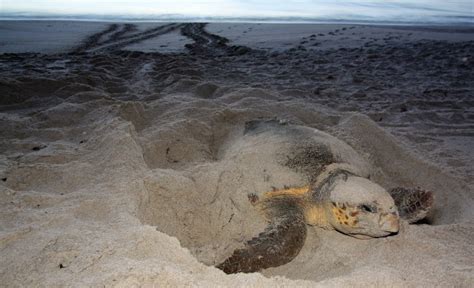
[1,12,473,26]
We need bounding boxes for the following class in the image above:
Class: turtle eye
[360,204,377,213]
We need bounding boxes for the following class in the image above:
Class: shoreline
[1,18,474,27]
[1,20,473,55]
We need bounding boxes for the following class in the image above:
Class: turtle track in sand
[100,23,138,45]
[181,23,230,49]
[181,23,253,56]
[72,23,120,53]
[72,23,184,53]
[71,22,253,56]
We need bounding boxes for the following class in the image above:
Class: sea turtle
[216,120,434,274]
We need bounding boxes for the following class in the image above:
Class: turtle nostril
[380,214,400,233]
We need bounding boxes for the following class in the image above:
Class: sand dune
[0,21,473,286]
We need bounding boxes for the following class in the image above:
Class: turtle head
[325,176,399,239]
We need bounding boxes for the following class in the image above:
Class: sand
[0,21,473,287]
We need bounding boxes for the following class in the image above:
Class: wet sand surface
[0,21,473,286]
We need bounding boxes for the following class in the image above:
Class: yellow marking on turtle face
[263,185,310,199]
[332,204,359,227]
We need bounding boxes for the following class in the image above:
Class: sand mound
[1,76,472,286]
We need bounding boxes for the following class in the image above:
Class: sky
[1,0,473,22]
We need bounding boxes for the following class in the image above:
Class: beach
[0,21,473,286]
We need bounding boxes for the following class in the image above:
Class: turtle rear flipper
[216,197,307,274]
[389,187,434,224]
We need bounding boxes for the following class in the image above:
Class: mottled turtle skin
[216,120,434,274]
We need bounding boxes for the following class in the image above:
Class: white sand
[207,23,474,51]
[0,21,108,54]
[123,30,192,53]
[0,21,178,54]
[0,21,473,287]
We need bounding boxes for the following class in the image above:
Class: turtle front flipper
[389,187,434,224]
[216,197,307,274]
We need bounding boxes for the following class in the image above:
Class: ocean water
[0,0,473,25]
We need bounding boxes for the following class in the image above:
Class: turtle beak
[379,212,400,233]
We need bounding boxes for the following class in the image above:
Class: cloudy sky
[1,0,472,20]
